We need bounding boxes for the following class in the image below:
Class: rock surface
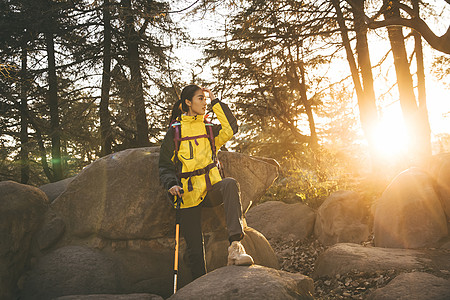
[0,181,48,300]
[39,177,74,202]
[314,191,369,246]
[367,272,450,300]
[205,226,280,271]
[246,201,316,241]
[51,147,171,240]
[20,246,120,300]
[168,265,314,300]
[240,227,280,269]
[218,151,279,211]
[430,153,450,221]
[55,294,163,300]
[23,242,186,299]
[313,243,429,279]
[36,209,66,251]
[373,168,448,248]
[51,147,278,241]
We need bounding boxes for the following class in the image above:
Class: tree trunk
[352,1,380,166]
[122,0,149,147]
[20,43,29,184]
[332,0,379,169]
[28,111,53,181]
[412,0,432,157]
[45,28,63,181]
[35,128,54,182]
[286,47,318,147]
[384,1,431,163]
[298,60,318,147]
[100,0,113,156]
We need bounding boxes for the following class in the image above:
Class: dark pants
[179,177,244,280]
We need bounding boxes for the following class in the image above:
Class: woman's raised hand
[202,87,215,101]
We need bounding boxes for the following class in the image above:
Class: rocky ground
[270,237,403,300]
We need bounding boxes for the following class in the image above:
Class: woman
[159,84,253,280]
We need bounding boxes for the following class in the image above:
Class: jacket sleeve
[211,98,238,150]
[158,126,180,191]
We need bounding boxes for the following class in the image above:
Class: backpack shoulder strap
[204,119,216,156]
[204,119,225,177]
[170,121,182,163]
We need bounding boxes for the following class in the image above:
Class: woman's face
[186,88,207,116]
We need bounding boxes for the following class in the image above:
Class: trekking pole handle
[176,188,184,210]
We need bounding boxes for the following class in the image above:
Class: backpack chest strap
[175,134,209,146]
[177,162,216,192]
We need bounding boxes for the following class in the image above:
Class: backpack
[170,117,224,192]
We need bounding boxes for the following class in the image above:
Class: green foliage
[259,144,390,210]
[259,145,358,208]
[263,168,339,209]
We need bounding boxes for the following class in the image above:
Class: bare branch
[361,0,450,54]
[367,17,450,54]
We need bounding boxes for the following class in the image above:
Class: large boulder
[205,226,279,271]
[218,151,279,211]
[39,177,75,202]
[314,191,369,246]
[0,181,48,300]
[56,294,163,300]
[36,209,66,251]
[246,201,316,241]
[20,246,120,300]
[368,272,450,300]
[51,147,171,240]
[52,147,278,240]
[21,241,191,299]
[429,153,450,221]
[373,168,448,248]
[103,238,191,298]
[27,147,278,298]
[313,243,449,279]
[240,227,280,269]
[168,265,314,300]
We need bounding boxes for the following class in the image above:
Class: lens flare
[373,113,409,160]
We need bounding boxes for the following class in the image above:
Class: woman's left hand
[202,87,215,101]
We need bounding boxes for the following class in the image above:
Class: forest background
[1,0,449,208]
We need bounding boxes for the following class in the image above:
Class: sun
[373,107,410,160]
[372,79,450,160]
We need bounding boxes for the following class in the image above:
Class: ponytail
[169,84,202,125]
[169,100,183,125]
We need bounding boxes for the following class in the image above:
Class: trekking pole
[173,188,183,294]
[244,200,253,217]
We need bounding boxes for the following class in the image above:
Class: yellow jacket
[159,99,238,208]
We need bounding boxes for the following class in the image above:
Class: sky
[169,1,229,82]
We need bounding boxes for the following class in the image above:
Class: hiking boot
[227,241,254,266]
